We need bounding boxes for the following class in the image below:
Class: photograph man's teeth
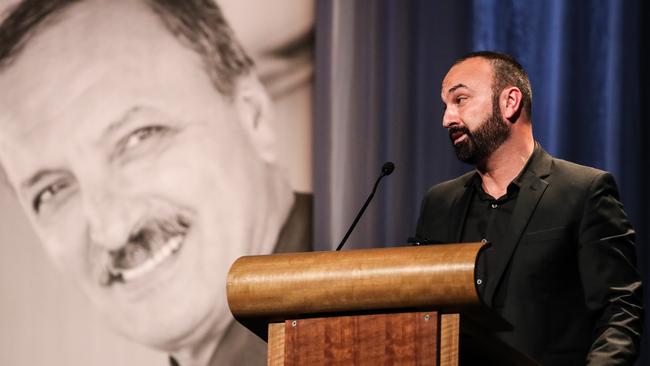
[121,235,184,281]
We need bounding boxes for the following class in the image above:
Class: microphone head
[381,161,395,176]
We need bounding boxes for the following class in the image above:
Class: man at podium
[415,51,642,365]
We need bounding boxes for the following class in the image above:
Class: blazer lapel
[448,174,476,242]
[482,146,553,307]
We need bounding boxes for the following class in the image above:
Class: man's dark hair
[0,0,254,97]
[455,51,532,119]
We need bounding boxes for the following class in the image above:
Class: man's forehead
[0,0,168,70]
[441,57,493,95]
[0,0,184,180]
[0,0,196,131]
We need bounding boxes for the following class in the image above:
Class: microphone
[336,162,395,251]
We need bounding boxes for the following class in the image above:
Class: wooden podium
[227,243,538,365]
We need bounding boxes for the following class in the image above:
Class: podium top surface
[227,243,483,319]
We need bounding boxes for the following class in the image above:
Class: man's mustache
[103,214,190,284]
[126,215,190,251]
[448,126,471,141]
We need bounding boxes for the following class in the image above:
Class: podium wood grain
[440,314,460,366]
[268,322,285,366]
[277,311,438,366]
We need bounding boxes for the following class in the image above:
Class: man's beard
[449,101,510,165]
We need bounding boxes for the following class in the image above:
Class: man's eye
[124,126,166,150]
[456,96,467,104]
[33,180,70,213]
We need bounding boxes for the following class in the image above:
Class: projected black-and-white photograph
[0,0,313,365]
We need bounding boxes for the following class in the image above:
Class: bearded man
[414,51,642,365]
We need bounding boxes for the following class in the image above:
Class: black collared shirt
[461,148,538,308]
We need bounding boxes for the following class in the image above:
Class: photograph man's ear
[234,75,277,162]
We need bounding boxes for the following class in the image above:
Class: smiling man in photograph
[0,0,310,365]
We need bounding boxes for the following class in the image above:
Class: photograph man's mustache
[103,213,191,286]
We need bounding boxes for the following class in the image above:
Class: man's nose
[442,106,458,129]
[81,184,134,251]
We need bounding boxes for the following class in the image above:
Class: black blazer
[415,145,642,365]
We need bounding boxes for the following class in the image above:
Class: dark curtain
[315,0,649,362]
[314,0,473,250]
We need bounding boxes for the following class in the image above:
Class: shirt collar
[469,142,540,198]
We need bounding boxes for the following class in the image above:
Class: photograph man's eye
[112,124,176,163]
[124,126,166,150]
[32,179,70,213]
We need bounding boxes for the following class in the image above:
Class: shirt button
[476,279,483,285]
[491,203,498,208]
[481,238,488,244]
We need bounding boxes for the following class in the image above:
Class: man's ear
[233,75,277,162]
[501,86,522,122]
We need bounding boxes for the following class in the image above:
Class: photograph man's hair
[0,0,253,96]
[455,50,533,118]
